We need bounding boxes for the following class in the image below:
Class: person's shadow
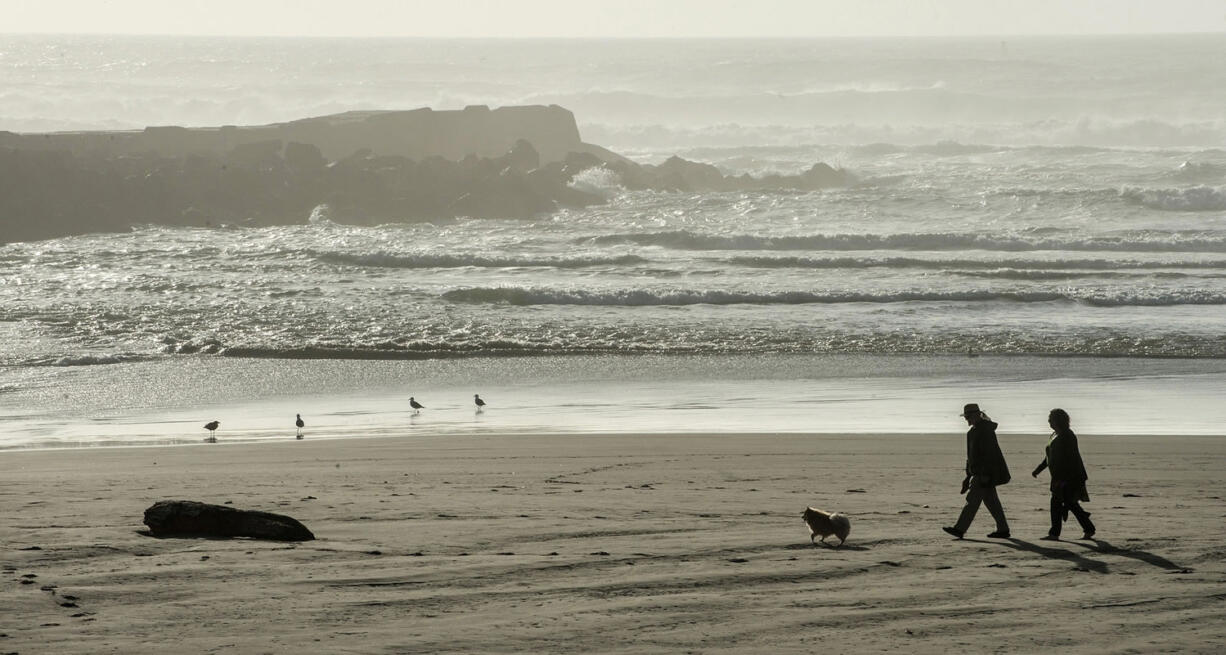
[967,537,1110,573]
[1074,538,1187,571]
[970,537,1187,574]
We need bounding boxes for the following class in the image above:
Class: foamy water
[2,35,1225,445]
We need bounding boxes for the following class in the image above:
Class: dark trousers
[1049,484,1094,537]
[954,479,1009,534]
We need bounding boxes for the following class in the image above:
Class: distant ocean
[2,35,1225,447]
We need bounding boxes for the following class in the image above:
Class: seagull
[474,394,486,412]
[295,413,305,439]
[409,397,424,414]
[203,420,220,442]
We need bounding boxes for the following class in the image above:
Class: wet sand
[3,432,1224,653]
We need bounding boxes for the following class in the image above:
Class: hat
[960,403,981,417]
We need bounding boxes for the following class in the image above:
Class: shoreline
[3,429,1223,454]
[3,431,1224,653]
[5,353,1226,450]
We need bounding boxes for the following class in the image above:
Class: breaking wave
[946,269,1219,281]
[724,255,1226,270]
[1121,186,1226,212]
[568,166,624,198]
[312,251,648,269]
[441,286,1226,308]
[583,230,1226,253]
[21,353,159,367]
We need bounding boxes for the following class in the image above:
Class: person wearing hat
[944,403,1012,539]
[1032,408,1095,541]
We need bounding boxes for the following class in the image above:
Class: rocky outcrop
[0,106,853,244]
[609,156,852,193]
[0,104,614,165]
[142,500,315,541]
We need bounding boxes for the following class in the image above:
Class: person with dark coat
[944,403,1012,539]
[1033,408,1095,541]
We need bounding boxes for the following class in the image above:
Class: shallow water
[4,354,1225,449]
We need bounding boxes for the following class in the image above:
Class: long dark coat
[965,419,1011,486]
[1033,428,1089,500]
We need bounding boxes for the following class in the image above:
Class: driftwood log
[143,500,315,541]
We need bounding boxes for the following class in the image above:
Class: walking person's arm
[1032,459,1047,477]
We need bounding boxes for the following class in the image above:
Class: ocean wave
[311,251,648,269]
[725,255,1226,270]
[583,230,1226,253]
[21,353,159,367]
[945,269,1211,281]
[1169,160,1226,183]
[584,119,1226,150]
[1120,186,1226,212]
[441,286,1226,308]
[225,341,1217,359]
[24,331,1226,364]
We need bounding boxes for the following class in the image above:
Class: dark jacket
[1033,428,1089,496]
[965,419,1011,486]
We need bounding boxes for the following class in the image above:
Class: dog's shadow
[784,542,871,552]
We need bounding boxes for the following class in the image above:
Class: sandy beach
[3,432,1224,654]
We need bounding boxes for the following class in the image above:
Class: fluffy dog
[802,507,851,547]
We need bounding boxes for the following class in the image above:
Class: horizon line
[3,30,1226,40]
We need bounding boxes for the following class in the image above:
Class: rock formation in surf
[0,105,852,243]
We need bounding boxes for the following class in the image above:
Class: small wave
[312,251,648,269]
[1121,186,1226,212]
[945,269,1201,281]
[23,353,158,367]
[583,230,1226,253]
[1170,160,1226,183]
[912,141,1005,156]
[442,286,1226,307]
[726,255,1226,270]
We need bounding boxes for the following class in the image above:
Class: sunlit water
[2,35,1225,446]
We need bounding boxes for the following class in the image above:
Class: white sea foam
[440,286,1226,308]
[311,251,647,269]
[1120,186,1226,212]
[568,167,624,198]
[583,230,1226,253]
[724,256,1226,270]
[308,204,335,225]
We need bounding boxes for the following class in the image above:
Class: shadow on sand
[964,537,1187,574]
[784,542,871,552]
[1074,538,1187,571]
[965,537,1110,573]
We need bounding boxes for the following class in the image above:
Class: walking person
[944,403,1012,539]
[1033,408,1095,541]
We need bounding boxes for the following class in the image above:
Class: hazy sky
[6,0,1226,38]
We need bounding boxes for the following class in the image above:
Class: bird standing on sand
[409,397,424,415]
[204,420,220,442]
[295,414,305,439]
[474,394,486,413]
